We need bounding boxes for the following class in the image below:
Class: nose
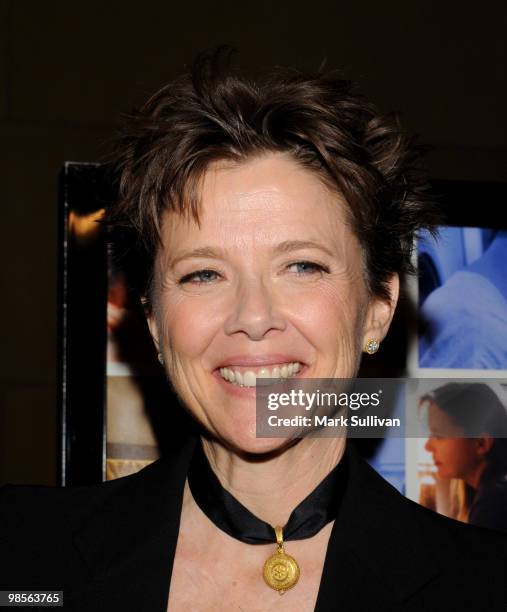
[424,438,433,453]
[223,277,286,340]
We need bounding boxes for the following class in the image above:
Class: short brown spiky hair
[105,48,441,309]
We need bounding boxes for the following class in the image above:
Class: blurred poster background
[418,227,507,370]
[106,265,161,479]
[404,223,507,532]
[59,165,507,531]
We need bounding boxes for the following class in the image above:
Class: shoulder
[0,436,194,524]
[386,473,507,604]
[421,271,506,328]
[404,499,507,607]
[393,460,504,537]
[0,473,138,589]
[352,447,507,563]
[0,438,195,591]
[469,474,507,532]
[326,447,507,609]
[401,485,507,555]
[0,472,136,531]
[419,272,507,365]
[426,271,504,305]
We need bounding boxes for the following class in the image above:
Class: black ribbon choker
[187,439,349,544]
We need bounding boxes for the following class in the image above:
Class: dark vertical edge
[102,222,107,485]
[57,165,69,486]
[100,199,108,483]
[57,163,108,486]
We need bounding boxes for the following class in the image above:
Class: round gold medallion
[262,526,300,595]
[263,550,300,594]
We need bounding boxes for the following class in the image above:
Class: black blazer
[1,436,506,611]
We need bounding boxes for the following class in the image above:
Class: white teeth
[242,371,257,386]
[257,368,271,378]
[218,362,303,387]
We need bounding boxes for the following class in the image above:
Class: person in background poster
[423,382,507,532]
[419,230,507,369]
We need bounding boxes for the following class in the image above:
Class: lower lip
[211,365,308,399]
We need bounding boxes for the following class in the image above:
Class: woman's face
[148,153,397,453]
[424,402,483,481]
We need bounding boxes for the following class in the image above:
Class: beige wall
[1,0,506,484]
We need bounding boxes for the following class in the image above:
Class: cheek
[297,281,364,335]
[452,441,479,470]
[157,274,366,375]
[157,296,219,366]
[435,441,474,475]
[441,441,461,459]
[312,283,365,354]
[288,284,364,378]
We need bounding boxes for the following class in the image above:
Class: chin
[214,426,296,457]
[436,467,453,480]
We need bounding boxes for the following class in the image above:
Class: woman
[423,382,507,531]
[1,51,506,611]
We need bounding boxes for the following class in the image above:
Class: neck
[200,436,346,526]
[464,460,488,490]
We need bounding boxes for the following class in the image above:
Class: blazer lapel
[71,436,197,611]
[315,442,441,611]
[72,436,442,611]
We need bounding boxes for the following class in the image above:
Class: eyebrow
[169,240,335,267]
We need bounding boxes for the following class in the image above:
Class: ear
[142,297,161,352]
[362,273,400,349]
[476,434,494,458]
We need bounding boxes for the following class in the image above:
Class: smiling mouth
[218,361,304,387]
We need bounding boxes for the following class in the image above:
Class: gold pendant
[262,525,300,595]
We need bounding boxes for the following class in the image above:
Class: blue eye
[179,269,219,284]
[179,261,329,285]
[288,261,329,275]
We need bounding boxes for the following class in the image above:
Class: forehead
[160,153,357,254]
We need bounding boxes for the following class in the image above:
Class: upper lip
[215,354,306,369]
